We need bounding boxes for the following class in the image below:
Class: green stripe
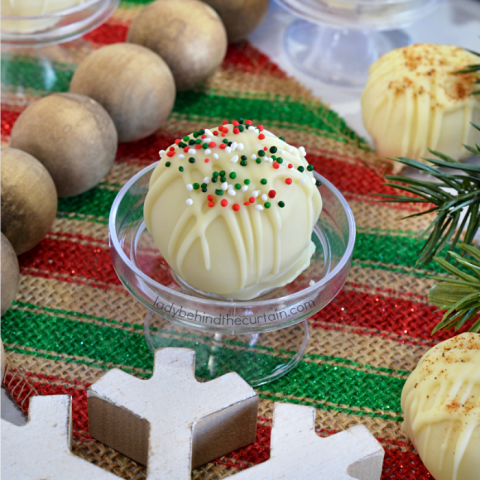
[2,306,404,416]
[2,58,365,147]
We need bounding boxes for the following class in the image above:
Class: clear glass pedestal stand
[276,0,446,87]
[1,0,119,105]
[109,163,356,386]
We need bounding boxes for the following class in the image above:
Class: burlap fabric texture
[1,1,465,478]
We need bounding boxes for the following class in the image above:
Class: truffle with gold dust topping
[401,333,480,480]
[361,44,480,169]
[144,119,323,300]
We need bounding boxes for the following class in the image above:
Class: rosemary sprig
[454,48,480,95]
[376,132,480,267]
[429,243,480,333]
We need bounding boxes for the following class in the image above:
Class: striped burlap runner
[1,2,461,478]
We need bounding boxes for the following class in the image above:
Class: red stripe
[1,108,21,137]
[83,21,128,45]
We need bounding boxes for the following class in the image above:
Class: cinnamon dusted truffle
[401,333,480,480]
[362,44,480,169]
[144,120,323,300]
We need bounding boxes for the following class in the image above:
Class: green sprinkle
[241,155,247,160]
[264,202,271,209]
[183,136,190,142]
[315,180,322,187]
[178,142,186,148]
[223,139,229,144]
[279,136,285,141]
[193,183,200,190]
[193,131,199,138]
[307,165,314,171]
[270,146,277,153]
[277,157,283,164]
[258,150,265,157]
[244,179,250,185]
[235,183,241,190]
[260,179,267,185]
[188,139,195,145]
[201,183,207,189]
[220,170,226,176]
[278,201,285,208]
[179,166,184,172]
[298,166,305,172]
[255,158,262,164]
[195,139,202,145]
[165,162,171,167]
[229,172,236,179]
[215,189,224,196]
[212,177,218,183]
[202,143,208,149]
[238,118,244,124]
[271,155,277,160]
[238,125,244,132]
[220,176,226,182]
[240,160,247,166]
[189,157,195,164]
[199,129,205,135]
[202,187,207,192]
[213,171,219,177]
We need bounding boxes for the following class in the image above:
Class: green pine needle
[429,244,480,334]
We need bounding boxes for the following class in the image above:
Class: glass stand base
[284,19,411,87]
[145,312,310,387]
[1,38,91,106]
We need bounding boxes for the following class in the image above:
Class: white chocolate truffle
[362,45,480,169]
[1,0,88,33]
[401,333,480,480]
[144,122,322,300]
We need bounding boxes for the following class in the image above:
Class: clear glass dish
[109,163,356,385]
[276,0,445,87]
[1,0,119,105]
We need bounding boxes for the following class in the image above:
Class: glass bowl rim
[109,161,356,309]
[1,0,103,20]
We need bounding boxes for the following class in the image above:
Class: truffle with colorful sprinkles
[144,119,323,300]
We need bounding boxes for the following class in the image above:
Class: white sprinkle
[255,205,264,211]
[186,184,193,191]
[299,146,307,156]
[309,280,315,286]
[252,190,259,198]
[227,190,236,197]
[231,142,237,151]
[231,155,239,163]
[205,129,214,136]
[261,194,268,201]
[312,177,316,183]
[268,158,273,163]
[159,150,166,157]
[241,185,249,192]
[205,149,211,155]
[248,126,256,132]
[300,178,306,184]
[237,143,244,151]
[178,154,185,160]
[188,149,196,155]
[281,150,286,155]
[225,147,231,153]
[213,153,219,159]
[203,177,210,184]
[222,182,228,191]
[288,146,294,153]
[251,154,256,159]
[186,199,193,206]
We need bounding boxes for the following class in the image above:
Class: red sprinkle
[233,128,240,134]
[219,144,226,149]
[258,133,265,140]
[223,128,229,133]
[221,199,228,207]
[205,158,210,163]
[166,151,175,157]
[268,190,276,199]
[222,120,229,125]
[175,139,181,145]
[169,146,175,151]
[258,125,264,131]
[264,147,268,151]
[272,162,279,169]
[207,195,214,201]
[209,142,216,148]
[245,120,252,125]
[201,134,207,139]
[244,202,250,206]
[285,178,292,185]
[195,144,202,150]
[183,146,189,152]
[221,133,226,137]
[232,204,240,211]
[232,120,239,126]
[249,197,255,203]
[288,163,293,169]
[213,131,219,136]
[208,202,215,208]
